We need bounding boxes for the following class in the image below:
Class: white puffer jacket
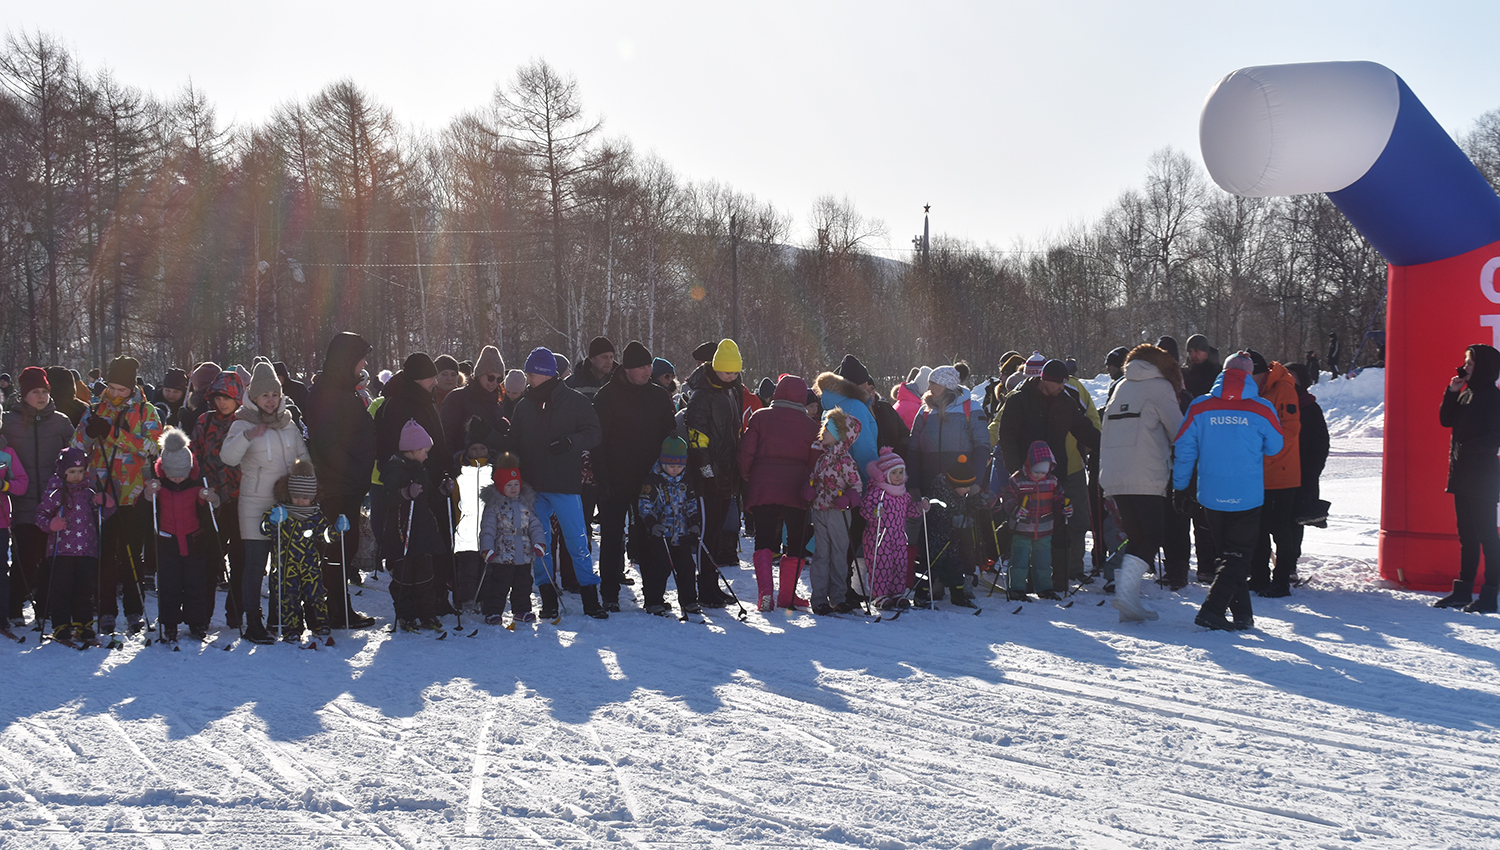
[220,400,310,541]
[1100,358,1184,497]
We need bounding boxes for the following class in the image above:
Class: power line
[296,258,549,268]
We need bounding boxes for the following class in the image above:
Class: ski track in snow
[5,370,1500,849]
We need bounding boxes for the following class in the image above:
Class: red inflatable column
[1380,240,1500,590]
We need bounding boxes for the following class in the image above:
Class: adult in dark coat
[566,336,616,401]
[304,331,377,628]
[592,341,676,609]
[377,353,459,612]
[995,364,1101,593]
[1285,363,1330,559]
[737,375,818,609]
[45,366,86,425]
[1183,335,1222,399]
[508,347,606,617]
[685,340,749,605]
[440,346,508,461]
[2,368,76,624]
[1434,343,1500,612]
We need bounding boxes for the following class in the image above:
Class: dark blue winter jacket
[1171,369,1283,511]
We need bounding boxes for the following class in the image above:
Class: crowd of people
[0,329,1486,649]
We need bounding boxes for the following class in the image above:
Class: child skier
[861,448,923,609]
[262,458,338,643]
[921,453,994,608]
[477,452,545,625]
[378,420,444,633]
[142,427,221,644]
[637,436,703,617]
[35,447,113,645]
[997,440,1071,601]
[455,415,506,613]
[807,409,862,615]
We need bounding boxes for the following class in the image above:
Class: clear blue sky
[9,0,1499,254]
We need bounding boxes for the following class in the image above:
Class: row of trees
[4,29,1498,386]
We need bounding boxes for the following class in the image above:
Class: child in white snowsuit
[807,409,862,615]
[636,436,703,617]
[478,453,545,624]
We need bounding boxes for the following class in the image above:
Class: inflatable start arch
[1199,61,1500,590]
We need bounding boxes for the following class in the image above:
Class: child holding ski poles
[35,447,113,645]
[996,440,1071,602]
[262,458,338,643]
[636,437,703,618]
[142,427,221,644]
[377,420,444,633]
[921,454,993,608]
[477,453,545,625]
[861,448,923,610]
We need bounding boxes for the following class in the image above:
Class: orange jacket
[1260,362,1301,490]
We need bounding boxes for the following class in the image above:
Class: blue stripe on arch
[1328,77,1500,267]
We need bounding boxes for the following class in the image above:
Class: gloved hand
[650,522,666,537]
[201,488,222,508]
[439,477,456,496]
[1173,489,1195,516]
[1063,500,1074,521]
[335,514,351,533]
[833,493,852,511]
[268,505,288,524]
[532,543,547,559]
[48,516,66,533]
[144,479,161,499]
[699,464,715,479]
[483,549,497,563]
[403,481,424,500]
[93,492,111,507]
[800,483,816,502]
[85,415,112,439]
[548,436,573,455]
[686,525,701,538]
[1014,507,1029,523]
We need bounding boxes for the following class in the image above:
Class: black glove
[85,415,112,439]
[439,477,456,496]
[1173,489,1195,515]
[650,522,666,537]
[548,436,573,455]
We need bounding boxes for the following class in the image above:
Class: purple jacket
[35,474,111,558]
[737,377,819,510]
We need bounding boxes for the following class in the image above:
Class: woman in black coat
[1435,343,1500,613]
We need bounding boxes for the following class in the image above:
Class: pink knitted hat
[866,447,906,483]
[399,419,433,452]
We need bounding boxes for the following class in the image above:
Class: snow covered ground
[5,368,1500,849]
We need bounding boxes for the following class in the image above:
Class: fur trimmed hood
[1125,344,1183,390]
[814,372,868,404]
[480,481,537,508]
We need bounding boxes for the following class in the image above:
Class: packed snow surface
[5,368,1499,849]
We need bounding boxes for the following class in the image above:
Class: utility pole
[730,213,740,340]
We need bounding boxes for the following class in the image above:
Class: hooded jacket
[191,371,245,501]
[152,456,208,557]
[999,441,1064,540]
[637,459,703,545]
[305,332,377,499]
[46,367,86,425]
[220,398,311,542]
[1441,343,1500,499]
[907,387,991,498]
[809,411,863,511]
[737,376,820,510]
[36,472,107,558]
[0,446,29,528]
[893,381,924,430]
[1100,347,1185,498]
[1172,369,1284,511]
[685,369,748,494]
[479,482,546,564]
[1260,362,1302,490]
[1,399,75,524]
[814,373,879,482]
[377,369,456,485]
[440,379,509,461]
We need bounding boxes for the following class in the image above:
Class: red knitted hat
[492,452,522,488]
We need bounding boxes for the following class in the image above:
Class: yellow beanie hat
[711,339,743,373]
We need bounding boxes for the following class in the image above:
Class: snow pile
[1313,368,1386,438]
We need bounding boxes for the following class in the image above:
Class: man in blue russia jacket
[1173,352,1283,631]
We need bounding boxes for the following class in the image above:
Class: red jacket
[153,457,206,557]
[737,377,819,510]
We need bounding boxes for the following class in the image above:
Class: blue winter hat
[652,357,674,379]
[523,347,557,377]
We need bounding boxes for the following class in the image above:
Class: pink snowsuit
[861,470,922,599]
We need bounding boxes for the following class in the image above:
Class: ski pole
[340,513,351,630]
[275,511,284,642]
[152,489,162,645]
[448,493,462,633]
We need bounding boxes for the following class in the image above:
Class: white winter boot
[1111,554,1159,622]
